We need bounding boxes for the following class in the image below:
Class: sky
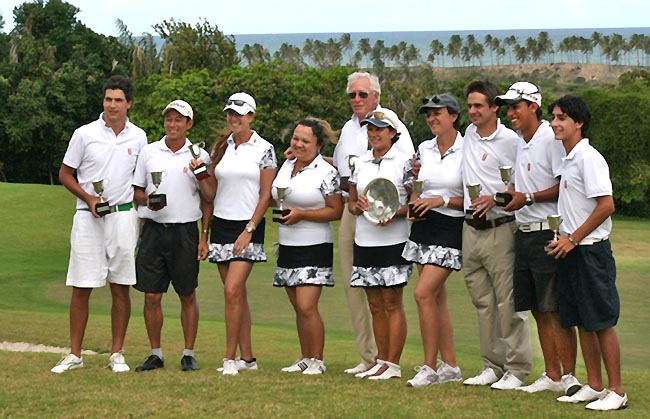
[1,0,649,36]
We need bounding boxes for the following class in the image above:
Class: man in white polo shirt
[547,95,627,411]
[53,75,147,373]
[461,80,532,390]
[132,100,213,372]
[497,82,580,396]
[332,71,415,374]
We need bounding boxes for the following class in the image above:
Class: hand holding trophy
[408,179,425,222]
[189,141,210,181]
[544,215,563,252]
[494,165,513,206]
[92,179,111,217]
[148,171,167,209]
[272,186,290,223]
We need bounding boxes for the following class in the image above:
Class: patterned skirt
[402,211,463,271]
[351,242,413,287]
[273,242,334,287]
[208,217,267,263]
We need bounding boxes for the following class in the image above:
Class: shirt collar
[563,138,590,161]
[227,130,260,146]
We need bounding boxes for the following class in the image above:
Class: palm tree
[514,44,529,64]
[357,37,371,68]
[339,33,353,65]
[484,34,494,65]
[447,34,462,66]
[428,39,445,66]
[503,35,518,64]
[537,31,554,62]
[403,43,420,66]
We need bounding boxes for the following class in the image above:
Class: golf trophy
[494,166,513,206]
[465,183,482,220]
[340,154,358,192]
[408,179,425,222]
[189,141,210,181]
[544,215,563,252]
[92,179,111,217]
[149,171,167,209]
[272,186,290,223]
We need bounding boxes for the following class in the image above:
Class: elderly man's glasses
[348,91,369,99]
[227,99,248,106]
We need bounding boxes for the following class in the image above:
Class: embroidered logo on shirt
[564,179,568,189]
[183,167,189,173]
[482,153,488,161]
[128,148,132,155]
[527,163,531,171]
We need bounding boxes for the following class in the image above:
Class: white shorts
[66,209,139,288]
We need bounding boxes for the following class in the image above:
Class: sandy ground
[0,341,98,355]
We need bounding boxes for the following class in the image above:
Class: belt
[80,202,134,213]
[518,221,550,232]
[465,215,515,230]
[147,219,196,228]
[579,237,608,246]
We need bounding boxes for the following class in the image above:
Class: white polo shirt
[514,121,566,224]
[62,114,147,209]
[350,146,411,247]
[272,154,341,246]
[332,107,415,178]
[558,138,612,240]
[133,138,211,223]
[462,120,519,219]
[213,131,276,220]
[416,132,465,218]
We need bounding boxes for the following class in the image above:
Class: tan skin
[406,106,464,371]
[497,100,578,382]
[347,124,407,371]
[546,105,622,396]
[57,88,133,357]
[132,109,213,354]
[277,124,344,360]
[197,109,274,362]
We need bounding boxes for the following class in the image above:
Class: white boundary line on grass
[0,341,98,355]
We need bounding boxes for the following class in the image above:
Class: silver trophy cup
[189,141,210,180]
[272,186,290,223]
[149,171,167,208]
[465,182,482,220]
[408,179,425,221]
[544,215,563,252]
[494,166,513,206]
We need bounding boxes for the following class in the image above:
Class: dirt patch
[0,341,98,355]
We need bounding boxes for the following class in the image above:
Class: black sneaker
[181,355,199,371]
[135,355,164,372]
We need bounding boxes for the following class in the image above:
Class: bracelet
[567,235,579,246]
[202,229,208,234]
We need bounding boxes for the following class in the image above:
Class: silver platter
[362,177,399,223]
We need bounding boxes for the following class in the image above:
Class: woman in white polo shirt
[272,117,343,375]
[402,93,465,388]
[348,108,413,380]
[206,92,276,375]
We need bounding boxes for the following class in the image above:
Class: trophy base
[464,209,476,220]
[193,164,210,181]
[408,204,425,222]
[149,193,167,209]
[494,192,513,206]
[95,201,111,217]
[544,240,555,253]
[272,208,290,223]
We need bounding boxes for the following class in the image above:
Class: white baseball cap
[223,92,257,115]
[162,99,193,119]
[495,82,542,106]
[360,107,400,131]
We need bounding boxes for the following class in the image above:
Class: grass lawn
[0,182,648,418]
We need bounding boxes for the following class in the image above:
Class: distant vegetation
[0,0,649,215]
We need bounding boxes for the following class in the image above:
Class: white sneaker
[491,371,523,390]
[517,372,563,393]
[303,358,326,375]
[107,352,130,373]
[51,353,84,374]
[557,384,607,403]
[217,357,259,371]
[560,372,582,396]
[221,358,239,376]
[281,357,312,373]
[463,366,498,386]
[437,361,462,384]
[406,364,438,387]
[355,360,383,378]
[367,361,401,380]
[585,390,628,411]
[344,362,368,374]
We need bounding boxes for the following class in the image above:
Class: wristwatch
[442,196,450,208]
[245,222,256,233]
[524,193,534,206]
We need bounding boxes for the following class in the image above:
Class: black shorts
[135,220,199,296]
[514,229,558,312]
[555,240,619,332]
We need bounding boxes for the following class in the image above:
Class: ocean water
[233,27,650,66]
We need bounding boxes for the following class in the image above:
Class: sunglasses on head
[227,99,248,106]
[366,111,387,120]
[348,91,369,99]
[422,95,443,105]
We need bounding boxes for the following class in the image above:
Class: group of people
[51,71,627,411]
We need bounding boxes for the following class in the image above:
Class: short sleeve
[403,157,415,188]
[320,169,341,197]
[259,145,277,170]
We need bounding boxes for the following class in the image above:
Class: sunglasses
[365,111,387,120]
[348,91,369,99]
[422,95,443,105]
[227,99,249,106]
